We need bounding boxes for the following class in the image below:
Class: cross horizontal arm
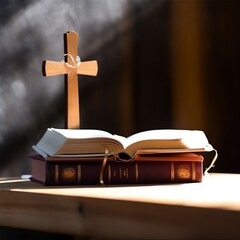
[43,60,98,77]
[42,61,67,76]
[77,60,98,76]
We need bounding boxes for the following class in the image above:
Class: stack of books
[30,128,217,185]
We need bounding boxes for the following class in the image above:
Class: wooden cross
[42,31,98,129]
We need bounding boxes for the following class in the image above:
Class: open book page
[126,129,209,147]
[36,128,125,156]
[51,128,114,139]
[34,128,214,158]
[117,129,211,156]
[135,144,215,155]
[32,145,110,159]
[112,134,128,148]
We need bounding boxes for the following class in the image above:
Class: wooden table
[0,173,240,239]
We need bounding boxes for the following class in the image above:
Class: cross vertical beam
[64,32,79,129]
[42,31,98,129]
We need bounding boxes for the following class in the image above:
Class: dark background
[0,0,239,176]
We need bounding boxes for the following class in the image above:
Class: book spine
[43,160,202,185]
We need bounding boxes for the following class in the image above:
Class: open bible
[31,128,217,185]
[33,128,214,159]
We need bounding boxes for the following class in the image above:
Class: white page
[51,128,114,139]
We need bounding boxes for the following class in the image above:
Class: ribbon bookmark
[99,148,109,185]
[204,149,218,175]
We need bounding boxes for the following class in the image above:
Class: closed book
[30,153,203,185]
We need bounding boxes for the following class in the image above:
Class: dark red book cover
[30,153,203,185]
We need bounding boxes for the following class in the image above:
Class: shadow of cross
[42,31,98,129]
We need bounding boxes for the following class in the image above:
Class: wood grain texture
[64,31,79,129]
[77,60,98,76]
[43,61,67,76]
[0,174,240,239]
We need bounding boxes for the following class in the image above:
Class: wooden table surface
[0,173,240,239]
